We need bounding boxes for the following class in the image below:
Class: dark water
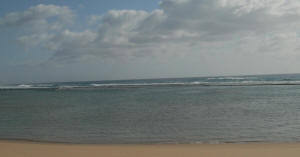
[1,74,300,144]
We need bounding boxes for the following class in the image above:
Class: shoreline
[1,138,298,145]
[2,140,300,157]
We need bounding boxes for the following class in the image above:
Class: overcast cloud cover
[1,0,300,83]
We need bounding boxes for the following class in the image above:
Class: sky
[1,0,300,84]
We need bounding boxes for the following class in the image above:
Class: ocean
[1,74,300,144]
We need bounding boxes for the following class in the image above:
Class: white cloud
[2,0,300,63]
[219,0,300,16]
[0,4,74,32]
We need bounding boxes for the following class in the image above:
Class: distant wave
[207,77,257,80]
[90,81,300,87]
[2,80,300,90]
[0,84,55,90]
[90,82,188,87]
[18,84,33,88]
[57,85,90,89]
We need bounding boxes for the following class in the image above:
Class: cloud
[17,33,54,48]
[2,0,300,63]
[87,15,103,25]
[0,4,74,32]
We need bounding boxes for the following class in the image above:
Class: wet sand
[1,141,300,157]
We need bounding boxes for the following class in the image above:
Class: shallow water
[1,74,300,144]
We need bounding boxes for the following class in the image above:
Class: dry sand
[1,141,300,157]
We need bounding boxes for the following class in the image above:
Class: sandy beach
[1,141,300,157]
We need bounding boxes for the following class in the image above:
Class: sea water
[1,74,300,144]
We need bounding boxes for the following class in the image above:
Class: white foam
[18,84,33,88]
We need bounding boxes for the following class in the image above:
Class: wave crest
[2,80,300,90]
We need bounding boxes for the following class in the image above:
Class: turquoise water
[1,74,300,144]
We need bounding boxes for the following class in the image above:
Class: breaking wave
[2,80,300,90]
